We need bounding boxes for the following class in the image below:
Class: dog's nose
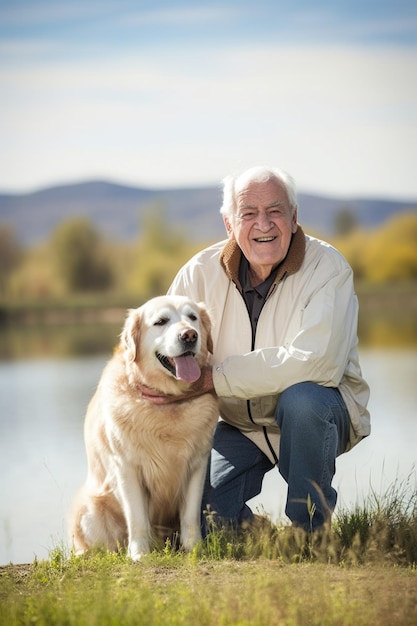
[179,329,198,346]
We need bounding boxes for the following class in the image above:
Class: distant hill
[0,180,415,246]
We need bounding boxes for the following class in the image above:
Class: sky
[1,0,417,199]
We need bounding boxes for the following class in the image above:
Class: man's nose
[255,212,273,229]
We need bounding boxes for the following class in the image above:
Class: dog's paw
[128,539,150,561]
[74,548,86,557]
[128,551,146,561]
[181,528,202,553]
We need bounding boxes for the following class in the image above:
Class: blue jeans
[202,382,351,531]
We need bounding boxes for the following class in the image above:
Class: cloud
[123,5,240,26]
[0,0,126,27]
[0,16,416,197]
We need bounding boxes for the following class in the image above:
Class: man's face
[224,179,298,284]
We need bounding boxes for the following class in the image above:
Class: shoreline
[0,283,416,326]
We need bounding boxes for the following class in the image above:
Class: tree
[360,211,417,283]
[333,229,367,280]
[334,207,358,236]
[125,205,199,299]
[0,225,22,294]
[51,218,114,292]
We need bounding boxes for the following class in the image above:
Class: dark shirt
[239,256,277,348]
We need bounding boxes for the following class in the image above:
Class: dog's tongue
[174,354,201,383]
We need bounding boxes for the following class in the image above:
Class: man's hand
[188,365,215,398]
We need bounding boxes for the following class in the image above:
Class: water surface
[1,348,416,564]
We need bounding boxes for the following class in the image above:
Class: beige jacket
[168,226,370,463]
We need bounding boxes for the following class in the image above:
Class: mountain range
[0,180,415,246]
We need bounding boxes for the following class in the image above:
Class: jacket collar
[220,225,306,293]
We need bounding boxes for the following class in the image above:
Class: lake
[1,344,416,565]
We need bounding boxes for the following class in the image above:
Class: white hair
[220,166,298,218]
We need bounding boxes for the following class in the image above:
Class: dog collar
[136,382,185,405]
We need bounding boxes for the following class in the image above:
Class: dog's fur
[69,295,218,560]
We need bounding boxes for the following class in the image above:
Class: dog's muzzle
[156,350,201,383]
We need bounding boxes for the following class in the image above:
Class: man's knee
[276,382,326,425]
[276,382,350,451]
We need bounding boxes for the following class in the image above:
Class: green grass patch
[1,550,416,626]
[1,476,417,625]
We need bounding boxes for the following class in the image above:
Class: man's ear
[291,206,298,233]
[121,309,141,362]
[223,215,234,238]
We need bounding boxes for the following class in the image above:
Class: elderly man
[168,165,370,531]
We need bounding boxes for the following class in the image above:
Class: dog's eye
[188,313,197,322]
[154,317,168,326]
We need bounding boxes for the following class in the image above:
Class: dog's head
[120,295,213,391]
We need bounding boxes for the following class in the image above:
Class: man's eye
[154,318,168,326]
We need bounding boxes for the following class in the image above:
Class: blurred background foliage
[1,207,416,303]
[0,204,202,303]
[332,211,417,283]
[0,205,416,354]
[1,207,417,304]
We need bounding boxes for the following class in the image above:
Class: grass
[1,475,416,626]
[2,555,416,626]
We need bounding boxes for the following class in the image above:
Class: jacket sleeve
[168,266,203,302]
[168,242,228,308]
[213,264,359,399]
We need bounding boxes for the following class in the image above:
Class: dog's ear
[207,332,214,355]
[121,309,141,362]
[198,303,214,355]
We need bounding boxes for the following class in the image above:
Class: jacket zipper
[244,277,285,466]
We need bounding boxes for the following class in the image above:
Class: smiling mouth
[156,352,177,376]
[156,351,201,382]
[254,236,276,242]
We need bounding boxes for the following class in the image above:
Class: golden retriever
[69,295,218,560]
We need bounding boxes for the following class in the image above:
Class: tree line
[0,207,201,302]
[0,208,416,302]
